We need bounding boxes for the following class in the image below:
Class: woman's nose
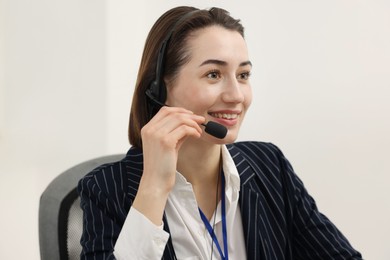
[221,78,245,103]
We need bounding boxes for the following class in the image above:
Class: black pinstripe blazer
[78,142,362,259]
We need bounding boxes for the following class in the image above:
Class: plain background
[1,0,389,259]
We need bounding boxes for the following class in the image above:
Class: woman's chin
[201,129,239,145]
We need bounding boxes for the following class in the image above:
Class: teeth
[210,113,238,119]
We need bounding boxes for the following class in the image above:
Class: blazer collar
[227,144,257,185]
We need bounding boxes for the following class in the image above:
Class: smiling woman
[77,6,363,260]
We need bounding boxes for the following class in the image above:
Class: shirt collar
[221,144,241,193]
[173,145,241,197]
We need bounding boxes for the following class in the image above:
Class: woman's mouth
[208,111,241,126]
[209,112,238,120]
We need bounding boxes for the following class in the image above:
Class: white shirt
[114,145,247,260]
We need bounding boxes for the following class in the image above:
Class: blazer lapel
[228,144,268,259]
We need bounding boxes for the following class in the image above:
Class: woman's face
[166,25,252,144]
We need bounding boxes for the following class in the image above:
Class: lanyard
[198,172,228,260]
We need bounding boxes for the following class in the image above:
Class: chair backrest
[39,154,125,260]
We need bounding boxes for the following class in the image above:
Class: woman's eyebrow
[240,61,252,67]
[199,59,252,67]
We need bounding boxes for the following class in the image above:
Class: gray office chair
[39,154,125,260]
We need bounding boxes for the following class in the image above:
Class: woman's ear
[163,77,174,106]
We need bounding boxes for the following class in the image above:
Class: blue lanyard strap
[198,172,228,260]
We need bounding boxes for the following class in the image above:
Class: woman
[78,6,362,260]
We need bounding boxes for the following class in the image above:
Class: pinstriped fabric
[229,143,289,259]
[78,147,176,260]
[229,142,362,260]
[78,142,362,260]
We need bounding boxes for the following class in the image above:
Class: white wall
[0,0,107,258]
[0,0,5,136]
[1,0,389,259]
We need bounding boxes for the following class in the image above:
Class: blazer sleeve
[77,164,128,260]
[272,144,363,259]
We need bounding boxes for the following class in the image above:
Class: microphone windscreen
[204,121,228,139]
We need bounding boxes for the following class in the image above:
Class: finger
[165,113,204,132]
[143,110,205,138]
[149,106,193,123]
[142,117,203,149]
[150,106,206,126]
[160,124,203,149]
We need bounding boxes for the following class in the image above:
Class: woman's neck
[177,140,223,220]
[176,139,222,187]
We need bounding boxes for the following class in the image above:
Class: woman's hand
[132,106,205,225]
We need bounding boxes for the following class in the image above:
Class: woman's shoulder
[78,146,144,195]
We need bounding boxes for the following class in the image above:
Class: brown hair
[128,6,245,148]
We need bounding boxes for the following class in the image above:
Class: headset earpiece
[145,38,170,118]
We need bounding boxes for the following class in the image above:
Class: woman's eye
[238,71,251,80]
[206,70,221,79]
